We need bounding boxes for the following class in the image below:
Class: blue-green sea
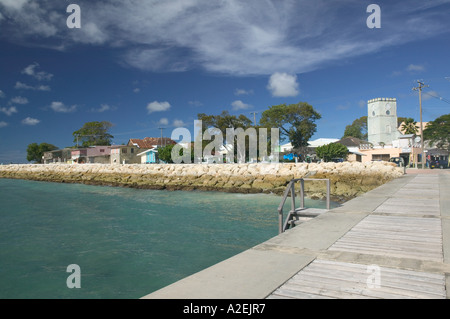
[0,178,336,299]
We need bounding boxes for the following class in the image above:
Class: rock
[0,162,404,201]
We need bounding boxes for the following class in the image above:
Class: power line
[423,90,450,105]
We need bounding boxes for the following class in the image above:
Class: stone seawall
[0,162,404,202]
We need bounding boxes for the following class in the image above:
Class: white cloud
[91,104,114,113]
[267,72,299,97]
[133,88,140,93]
[1,1,450,76]
[0,121,8,128]
[158,118,169,126]
[22,63,53,81]
[147,101,171,114]
[72,22,109,45]
[231,100,252,111]
[0,0,29,11]
[15,81,50,91]
[235,89,254,96]
[407,64,426,72]
[9,96,28,105]
[50,101,76,113]
[0,106,18,116]
[0,90,5,98]
[173,119,186,127]
[22,117,39,125]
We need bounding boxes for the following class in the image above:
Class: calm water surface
[0,178,335,299]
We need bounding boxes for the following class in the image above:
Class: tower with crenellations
[367,98,401,146]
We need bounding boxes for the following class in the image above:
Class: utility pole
[412,80,429,169]
[250,111,258,126]
[158,127,165,148]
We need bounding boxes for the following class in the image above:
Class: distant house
[110,145,142,164]
[71,148,87,163]
[43,148,73,164]
[335,137,368,162]
[137,148,158,164]
[128,137,176,149]
[71,146,111,164]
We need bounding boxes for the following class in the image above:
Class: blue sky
[1,0,450,163]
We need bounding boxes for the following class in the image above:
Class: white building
[367,98,401,146]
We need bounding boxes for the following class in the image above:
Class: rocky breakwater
[0,162,403,202]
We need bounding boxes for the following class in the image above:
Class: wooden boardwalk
[268,172,449,299]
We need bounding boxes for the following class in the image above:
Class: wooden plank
[286,275,444,299]
[328,245,442,262]
[292,267,445,294]
[268,288,334,299]
[311,259,445,282]
[268,260,446,299]
[342,231,442,242]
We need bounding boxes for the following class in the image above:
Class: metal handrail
[278,178,330,234]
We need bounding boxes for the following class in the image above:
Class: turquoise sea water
[0,178,336,299]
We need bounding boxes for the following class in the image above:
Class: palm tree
[401,118,419,135]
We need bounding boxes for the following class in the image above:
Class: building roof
[347,147,367,156]
[308,138,339,147]
[128,137,176,149]
[336,137,367,147]
[136,148,158,156]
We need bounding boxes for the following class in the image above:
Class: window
[131,148,134,153]
[100,149,105,153]
[122,148,127,154]
[372,154,390,161]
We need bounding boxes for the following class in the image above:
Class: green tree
[260,102,321,155]
[315,143,348,162]
[198,111,253,134]
[343,116,367,140]
[158,143,194,163]
[198,111,256,162]
[397,117,408,127]
[72,121,114,147]
[423,114,450,151]
[158,144,175,163]
[26,142,58,163]
[400,118,419,135]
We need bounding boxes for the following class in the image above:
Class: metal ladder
[278,178,330,234]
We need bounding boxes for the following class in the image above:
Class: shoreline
[0,162,404,203]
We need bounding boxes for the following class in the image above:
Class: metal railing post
[300,179,305,209]
[290,182,296,212]
[326,179,330,210]
[278,209,283,234]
